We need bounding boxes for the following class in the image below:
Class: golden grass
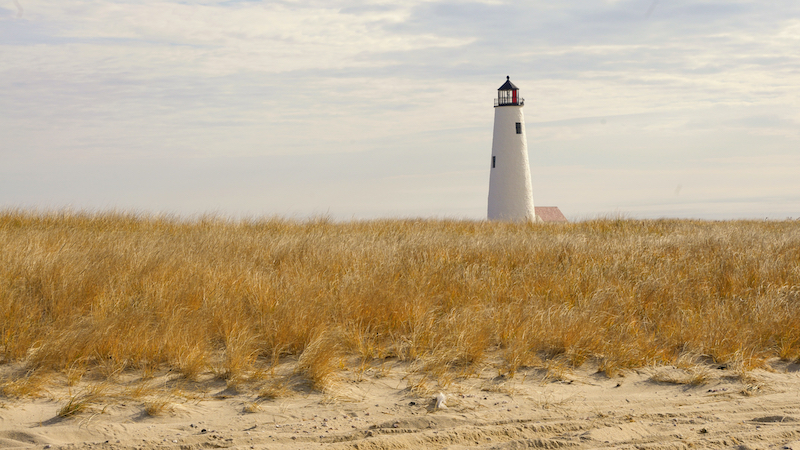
[1,210,799,394]
[649,366,712,386]
[58,383,107,417]
[143,398,174,416]
[256,377,292,400]
[0,369,52,398]
[295,331,343,390]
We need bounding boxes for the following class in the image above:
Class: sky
[2,0,799,221]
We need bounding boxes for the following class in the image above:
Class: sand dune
[2,360,800,449]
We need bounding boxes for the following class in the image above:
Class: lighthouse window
[492,156,496,168]
[515,123,522,134]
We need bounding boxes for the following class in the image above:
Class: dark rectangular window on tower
[492,156,496,168]
[515,123,522,134]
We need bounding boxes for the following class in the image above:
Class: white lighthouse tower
[487,76,536,221]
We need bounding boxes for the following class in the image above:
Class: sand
[2,360,800,449]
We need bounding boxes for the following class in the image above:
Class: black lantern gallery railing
[495,94,524,107]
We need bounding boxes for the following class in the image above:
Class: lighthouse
[487,76,536,221]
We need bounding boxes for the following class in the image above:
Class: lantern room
[495,76,524,107]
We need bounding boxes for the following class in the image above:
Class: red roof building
[535,206,568,223]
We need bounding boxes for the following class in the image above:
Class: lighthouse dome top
[497,76,519,91]
[495,76,524,107]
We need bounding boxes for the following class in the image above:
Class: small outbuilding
[535,206,568,223]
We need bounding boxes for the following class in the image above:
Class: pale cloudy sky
[2,0,799,220]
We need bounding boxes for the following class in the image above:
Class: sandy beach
[2,359,800,450]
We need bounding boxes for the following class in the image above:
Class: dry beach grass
[1,210,799,399]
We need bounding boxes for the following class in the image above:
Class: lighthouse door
[512,90,517,104]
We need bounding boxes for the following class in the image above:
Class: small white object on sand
[434,392,447,409]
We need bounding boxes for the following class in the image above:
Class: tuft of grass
[58,384,106,417]
[405,374,436,398]
[58,396,89,418]
[242,401,262,413]
[121,380,157,399]
[0,370,51,398]
[65,364,86,387]
[649,366,712,386]
[295,332,342,391]
[143,399,173,416]
[256,377,292,400]
[177,347,208,382]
